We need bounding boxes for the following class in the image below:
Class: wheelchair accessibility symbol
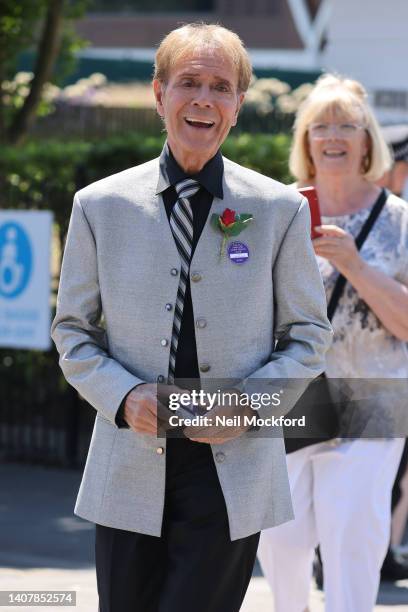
[0,222,32,299]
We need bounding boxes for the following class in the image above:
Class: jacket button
[157,375,165,383]
[161,339,168,347]
[171,268,179,276]
[156,447,164,455]
[199,363,210,373]
[196,318,207,329]
[191,272,202,282]
[165,303,173,311]
[215,451,225,463]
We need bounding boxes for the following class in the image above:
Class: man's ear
[231,92,245,127]
[153,79,165,118]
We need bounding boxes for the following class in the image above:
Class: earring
[361,154,370,173]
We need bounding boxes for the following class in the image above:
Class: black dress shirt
[115,142,224,426]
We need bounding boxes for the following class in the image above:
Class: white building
[322,0,408,122]
[74,0,407,122]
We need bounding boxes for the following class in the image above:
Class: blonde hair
[154,22,252,93]
[289,73,392,182]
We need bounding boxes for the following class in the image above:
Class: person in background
[316,122,408,587]
[380,442,408,581]
[379,125,408,199]
[257,74,408,612]
[378,124,408,581]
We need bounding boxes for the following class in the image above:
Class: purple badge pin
[227,241,249,264]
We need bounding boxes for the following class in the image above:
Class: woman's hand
[313,225,408,341]
[313,225,363,275]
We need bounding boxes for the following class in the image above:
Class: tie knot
[175,178,200,199]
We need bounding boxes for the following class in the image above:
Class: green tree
[0,0,90,145]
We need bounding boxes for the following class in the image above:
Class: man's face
[153,49,245,170]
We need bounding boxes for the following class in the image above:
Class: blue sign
[0,222,32,299]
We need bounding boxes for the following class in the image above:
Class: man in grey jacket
[51,22,332,612]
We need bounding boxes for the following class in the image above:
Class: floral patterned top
[318,190,408,379]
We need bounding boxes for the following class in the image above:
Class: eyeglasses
[308,122,366,139]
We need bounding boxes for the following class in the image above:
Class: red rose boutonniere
[211,208,253,259]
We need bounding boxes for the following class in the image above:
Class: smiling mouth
[184,117,215,129]
[323,150,346,158]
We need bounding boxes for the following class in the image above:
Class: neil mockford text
[167,390,306,428]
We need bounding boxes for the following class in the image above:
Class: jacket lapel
[190,166,243,269]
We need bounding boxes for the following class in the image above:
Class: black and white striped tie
[168,178,200,383]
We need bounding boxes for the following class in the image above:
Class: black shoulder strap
[327,189,387,322]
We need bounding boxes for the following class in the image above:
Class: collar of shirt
[156,141,224,199]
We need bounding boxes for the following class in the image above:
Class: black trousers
[95,436,259,612]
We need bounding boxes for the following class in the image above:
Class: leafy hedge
[0,132,292,236]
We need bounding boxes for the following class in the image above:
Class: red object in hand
[220,208,236,226]
[298,187,322,239]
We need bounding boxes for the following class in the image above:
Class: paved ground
[1,463,408,611]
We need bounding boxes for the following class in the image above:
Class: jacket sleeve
[51,193,144,426]
[244,197,333,415]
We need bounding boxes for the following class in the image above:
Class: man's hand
[123,383,182,436]
[183,389,254,445]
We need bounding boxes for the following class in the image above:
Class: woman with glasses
[257,74,408,612]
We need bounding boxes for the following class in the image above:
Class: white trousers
[257,438,404,612]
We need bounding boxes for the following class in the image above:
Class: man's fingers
[183,425,221,437]
[132,404,159,429]
[156,400,173,422]
[189,436,236,444]
[184,425,241,439]
[157,384,189,402]
[127,392,176,432]
[137,395,168,419]
[126,398,162,431]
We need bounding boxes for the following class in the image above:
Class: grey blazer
[51,155,332,541]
